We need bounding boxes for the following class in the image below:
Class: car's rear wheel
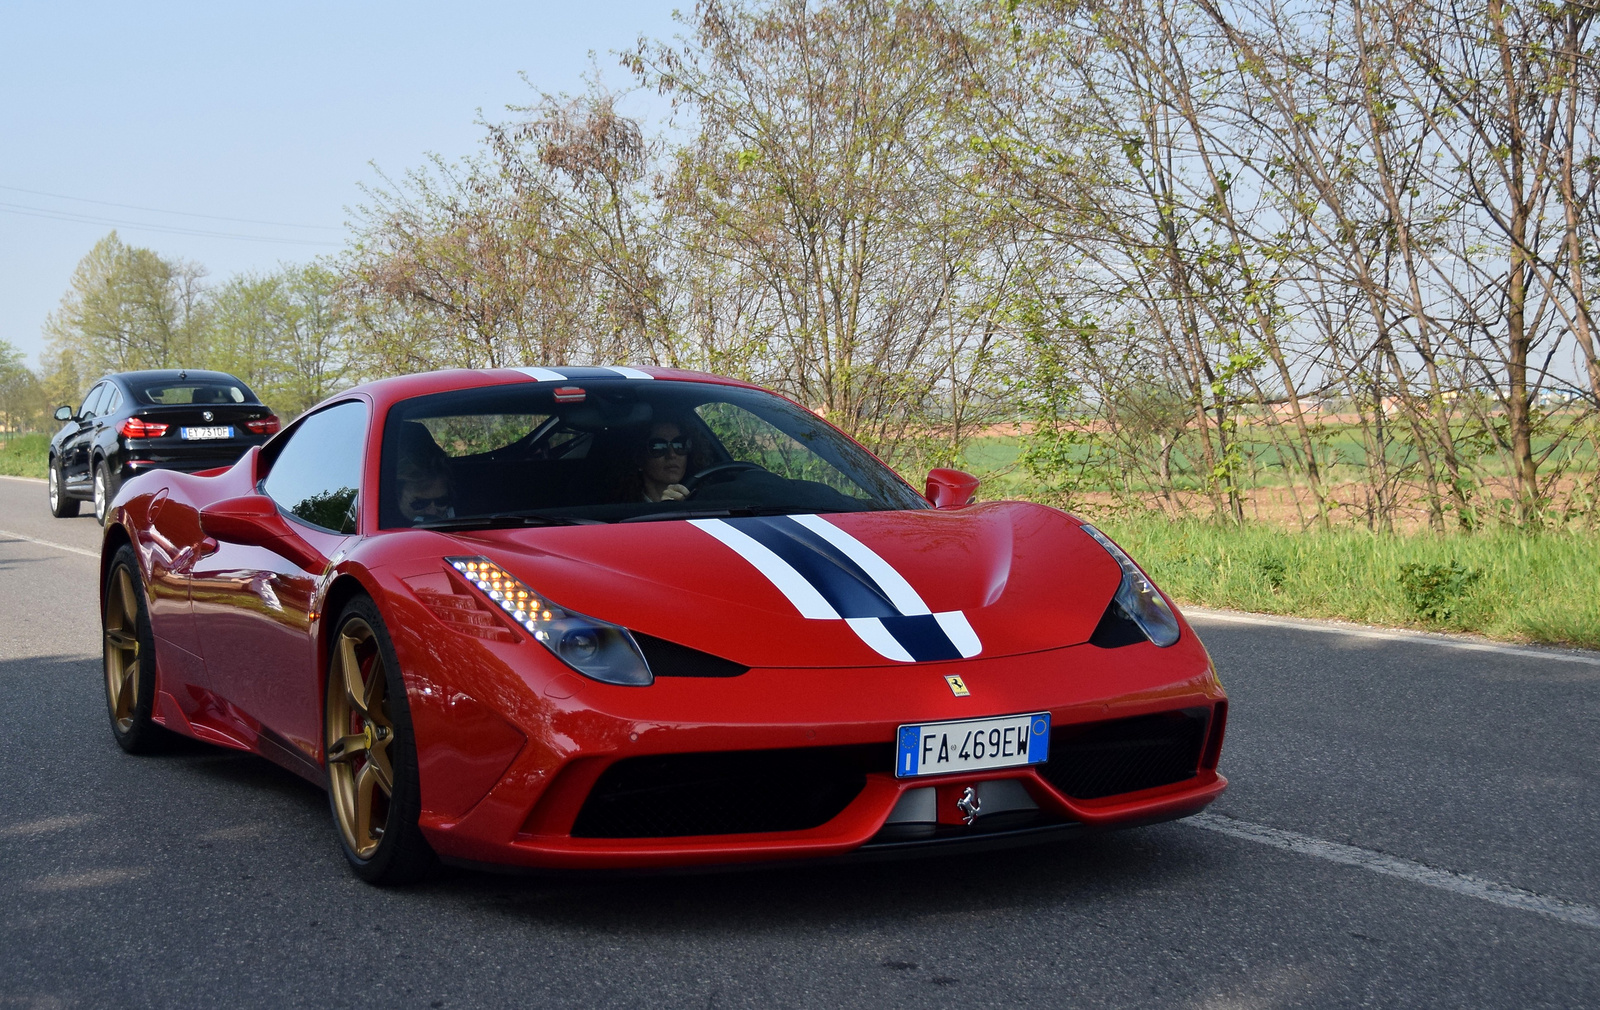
[93,461,111,525]
[103,545,170,753]
[49,459,80,518]
[325,596,436,885]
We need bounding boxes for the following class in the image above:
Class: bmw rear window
[132,382,254,405]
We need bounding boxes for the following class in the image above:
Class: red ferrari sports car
[99,366,1227,883]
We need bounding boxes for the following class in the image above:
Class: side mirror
[925,468,981,509]
[199,494,326,572]
[54,405,74,422]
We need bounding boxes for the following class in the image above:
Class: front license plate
[181,426,232,440]
[895,712,1050,778]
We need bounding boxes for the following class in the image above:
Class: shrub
[1396,560,1483,622]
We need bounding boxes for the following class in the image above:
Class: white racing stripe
[689,519,839,619]
[844,618,915,663]
[934,611,983,658]
[512,367,568,382]
[0,528,98,559]
[1188,813,1600,931]
[604,366,655,380]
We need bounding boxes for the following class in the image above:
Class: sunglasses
[645,437,692,458]
[405,495,452,510]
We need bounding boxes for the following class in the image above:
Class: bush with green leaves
[1396,561,1483,622]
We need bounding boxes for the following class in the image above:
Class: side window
[262,400,368,534]
[79,384,108,420]
[102,386,124,415]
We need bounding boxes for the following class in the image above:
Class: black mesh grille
[1039,708,1209,800]
[572,744,891,838]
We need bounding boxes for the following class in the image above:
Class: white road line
[0,528,98,559]
[1188,813,1600,931]
[0,474,46,484]
[1187,608,1600,667]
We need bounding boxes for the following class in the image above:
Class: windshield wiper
[412,512,595,530]
[619,505,818,524]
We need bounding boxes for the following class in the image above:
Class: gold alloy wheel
[326,618,396,860]
[103,566,142,732]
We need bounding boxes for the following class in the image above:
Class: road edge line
[0,528,99,559]
[1187,812,1600,931]
[1184,607,1600,667]
[0,474,46,484]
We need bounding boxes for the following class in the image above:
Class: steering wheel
[683,461,765,492]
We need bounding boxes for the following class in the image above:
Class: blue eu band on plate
[895,712,1050,778]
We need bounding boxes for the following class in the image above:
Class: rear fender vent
[572,743,891,838]
[632,632,749,678]
[1039,707,1209,800]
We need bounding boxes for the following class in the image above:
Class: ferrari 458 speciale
[99,366,1227,883]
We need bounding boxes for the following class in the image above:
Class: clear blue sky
[0,1,683,368]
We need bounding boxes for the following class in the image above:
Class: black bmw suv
[48,369,280,523]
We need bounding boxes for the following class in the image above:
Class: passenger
[394,423,456,524]
[623,418,705,503]
[397,453,455,524]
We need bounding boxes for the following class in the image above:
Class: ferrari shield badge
[944,674,970,697]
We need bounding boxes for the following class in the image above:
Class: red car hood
[440,502,1122,669]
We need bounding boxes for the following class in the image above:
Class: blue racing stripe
[878,614,963,662]
[724,516,898,618]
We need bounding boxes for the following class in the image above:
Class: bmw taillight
[245,415,280,435]
[119,417,169,439]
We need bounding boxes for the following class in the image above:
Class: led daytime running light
[1078,524,1181,647]
[445,556,653,686]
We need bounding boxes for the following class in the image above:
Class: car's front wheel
[325,596,436,885]
[48,458,80,518]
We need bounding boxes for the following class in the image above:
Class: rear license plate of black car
[181,426,232,440]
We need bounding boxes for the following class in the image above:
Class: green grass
[0,433,49,479]
[1099,516,1600,650]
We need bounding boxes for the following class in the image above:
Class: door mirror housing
[54,405,74,422]
[924,468,981,509]
[199,494,326,572]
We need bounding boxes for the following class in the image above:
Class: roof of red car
[333,366,762,412]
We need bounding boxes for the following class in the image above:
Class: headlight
[1077,525,1180,647]
[447,556,653,686]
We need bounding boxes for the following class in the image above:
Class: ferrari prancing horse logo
[944,674,970,697]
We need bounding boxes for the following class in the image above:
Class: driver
[624,418,705,503]
[641,420,693,502]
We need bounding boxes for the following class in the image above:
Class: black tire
[103,545,173,754]
[49,457,80,518]
[324,595,437,885]
[93,460,113,525]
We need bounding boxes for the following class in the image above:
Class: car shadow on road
[410,821,1213,933]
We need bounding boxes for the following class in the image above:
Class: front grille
[572,744,891,838]
[1039,708,1209,800]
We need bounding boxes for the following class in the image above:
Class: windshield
[378,379,927,529]
[132,381,254,406]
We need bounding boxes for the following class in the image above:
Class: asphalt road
[2,472,1597,1008]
